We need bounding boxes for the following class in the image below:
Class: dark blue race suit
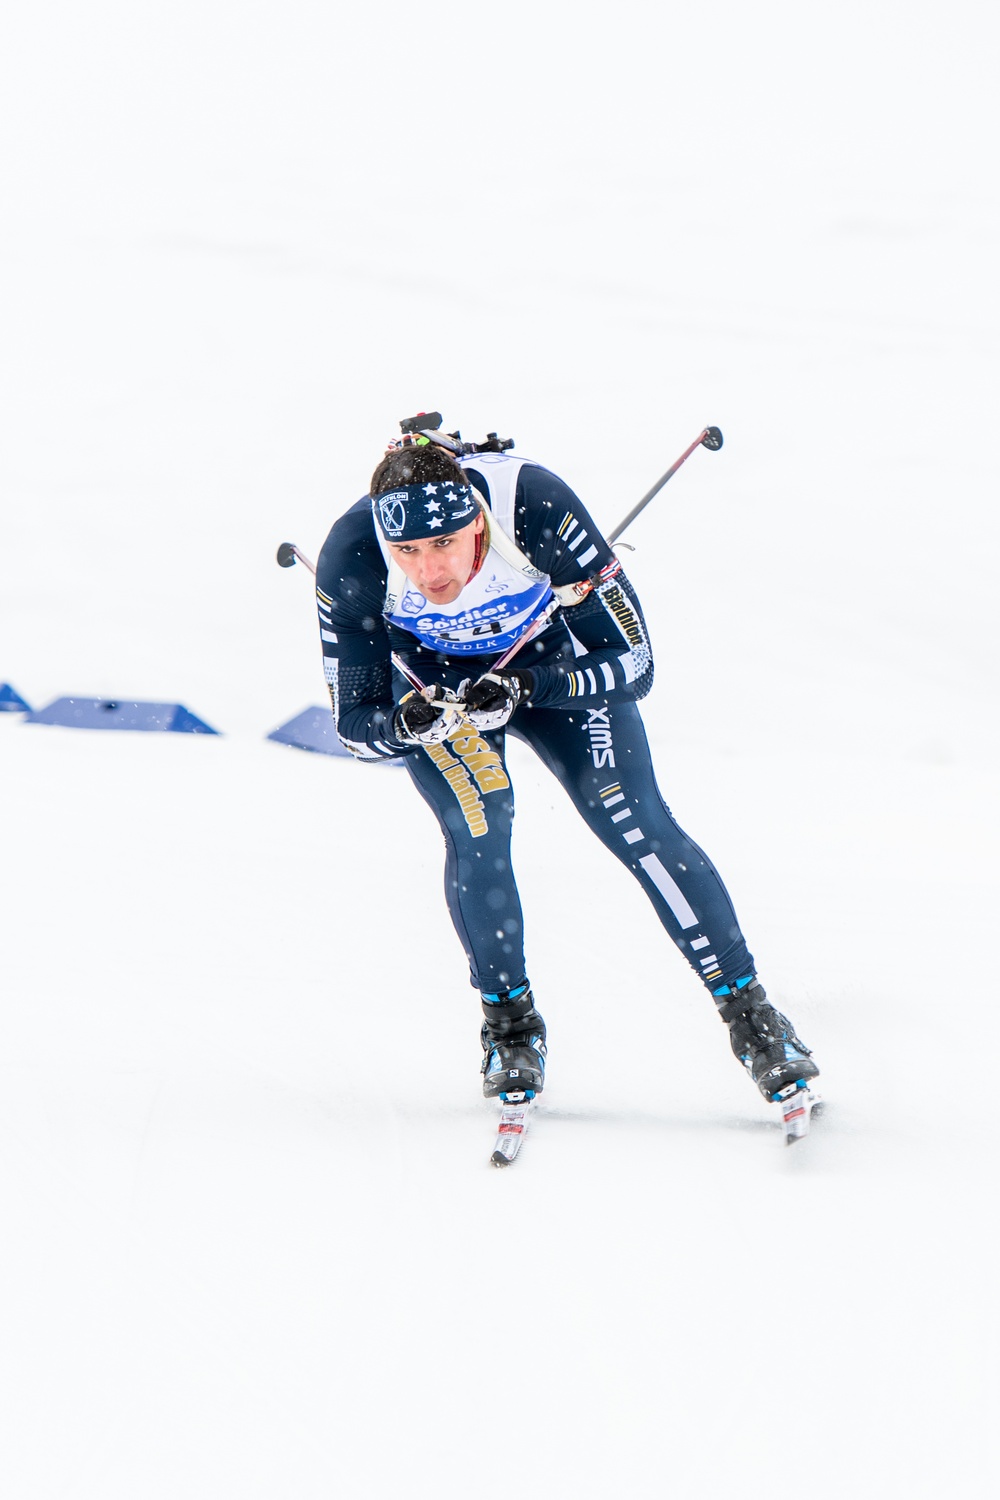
[315,457,755,1000]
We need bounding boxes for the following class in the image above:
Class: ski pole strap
[551,556,621,608]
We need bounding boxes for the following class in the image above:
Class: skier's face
[387,512,484,605]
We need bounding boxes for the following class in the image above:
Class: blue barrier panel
[0,683,31,712]
[267,705,401,765]
[25,698,219,734]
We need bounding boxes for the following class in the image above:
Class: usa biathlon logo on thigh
[422,724,511,840]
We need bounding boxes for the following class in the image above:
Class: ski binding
[776,1081,821,1145]
[491,1092,535,1167]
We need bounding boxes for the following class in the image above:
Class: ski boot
[715,978,819,1103]
[481,986,547,1099]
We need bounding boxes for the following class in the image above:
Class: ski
[776,1082,821,1145]
[490,1093,535,1167]
[489,1087,818,1157]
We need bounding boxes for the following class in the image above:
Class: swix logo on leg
[583,706,615,769]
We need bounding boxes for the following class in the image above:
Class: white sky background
[2,3,999,1496]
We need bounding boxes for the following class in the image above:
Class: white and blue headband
[372,481,478,541]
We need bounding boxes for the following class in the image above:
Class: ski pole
[487,599,562,675]
[276,541,316,576]
[277,543,449,722]
[606,426,723,545]
[486,556,621,675]
[390,652,429,693]
[276,544,437,698]
[391,605,556,697]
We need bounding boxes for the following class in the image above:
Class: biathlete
[314,416,819,1116]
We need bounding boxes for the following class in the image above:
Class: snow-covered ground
[2,3,998,1495]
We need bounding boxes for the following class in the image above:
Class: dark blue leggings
[403,698,754,998]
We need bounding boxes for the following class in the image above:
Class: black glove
[462,670,534,732]
[393,686,464,746]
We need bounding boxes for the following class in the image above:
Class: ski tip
[491,1149,512,1168]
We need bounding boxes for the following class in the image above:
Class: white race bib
[387,544,552,655]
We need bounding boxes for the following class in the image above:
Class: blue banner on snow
[25,698,219,734]
[267,705,401,764]
[0,683,31,712]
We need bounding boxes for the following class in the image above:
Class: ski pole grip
[275,542,317,576]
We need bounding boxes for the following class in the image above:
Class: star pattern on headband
[427,516,444,529]
[425,497,442,513]
[423,484,439,495]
